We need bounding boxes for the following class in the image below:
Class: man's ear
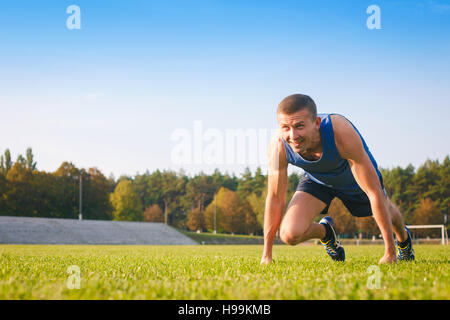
[315,116,322,129]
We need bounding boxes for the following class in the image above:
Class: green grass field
[0,244,448,299]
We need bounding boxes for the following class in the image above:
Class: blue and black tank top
[281,113,383,195]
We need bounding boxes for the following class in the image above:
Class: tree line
[0,148,448,237]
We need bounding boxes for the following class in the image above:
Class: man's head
[277,94,321,154]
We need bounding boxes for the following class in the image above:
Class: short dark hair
[277,94,317,120]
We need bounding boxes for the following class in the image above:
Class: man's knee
[280,227,307,246]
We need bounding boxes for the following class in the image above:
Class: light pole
[78,175,82,220]
[213,192,216,234]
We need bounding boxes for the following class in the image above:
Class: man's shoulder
[327,113,348,124]
[328,114,363,159]
[326,113,353,134]
[267,129,288,169]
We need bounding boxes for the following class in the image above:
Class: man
[261,94,415,264]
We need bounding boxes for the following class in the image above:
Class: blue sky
[1,0,449,178]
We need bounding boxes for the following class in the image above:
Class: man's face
[277,109,320,154]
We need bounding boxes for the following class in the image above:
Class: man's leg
[336,188,409,243]
[279,191,327,245]
[386,198,415,260]
[387,200,408,243]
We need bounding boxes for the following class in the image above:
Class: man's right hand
[260,255,272,265]
[260,130,287,267]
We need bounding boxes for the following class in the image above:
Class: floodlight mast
[79,175,82,220]
[213,192,217,234]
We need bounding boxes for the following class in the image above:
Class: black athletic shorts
[296,174,388,218]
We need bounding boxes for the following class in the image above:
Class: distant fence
[339,238,445,245]
[182,230,447,245]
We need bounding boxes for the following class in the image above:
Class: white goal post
[406,225,448,245]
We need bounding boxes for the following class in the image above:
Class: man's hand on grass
[378,254,397,264]
[260,255,272,265]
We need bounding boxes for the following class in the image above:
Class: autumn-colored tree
[243,202,259,235]
[204,186,258,235]
[204,187,226,233]
[247,179,267,234]
[413,198,442,224]
[110,179,142,221]
[4,162,34,217]
[0,174,7,214]
[186,207,205,231]
[411,198,442,237]
[327,199,358,238]
[360,216,380,238]
[0,146,448,237]
[143,204,164,222]
[220,188,246,234]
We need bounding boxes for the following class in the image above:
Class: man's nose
[289,128,297,141]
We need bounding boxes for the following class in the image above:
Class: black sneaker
[319,216,345,262]
[397,226,415,261]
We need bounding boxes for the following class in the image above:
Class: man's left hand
[378,254,397,264]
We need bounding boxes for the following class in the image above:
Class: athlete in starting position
[261,94,415,264]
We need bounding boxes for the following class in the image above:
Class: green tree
[237,167,254,199]
[437,156,449,223]
[110,179,142,221]
[181,172,213,213]
[134,171,154,211]
[16,154,26,167]
[140,170,164,209]
[222,172,239,191]
[4,149,12,174]
[253,167,266,197]
[160,170,186,226]
[288,172,302,194]
[380,164,415,222]
[0,155,4,175]
[82,167,114,220]
[52,162,81,219]
[26,148,37,171]
[29,170,60,218]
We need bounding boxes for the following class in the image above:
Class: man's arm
[261,131,288,264]
[332,116,397,264]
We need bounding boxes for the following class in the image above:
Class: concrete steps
[0,216,198,245]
